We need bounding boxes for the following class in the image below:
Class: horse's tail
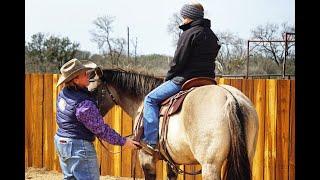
[223,90,251,180]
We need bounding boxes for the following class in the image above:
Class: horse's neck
[117,91,143,118]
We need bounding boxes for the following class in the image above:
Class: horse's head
[86,68,119,116]
[87,66,103,91]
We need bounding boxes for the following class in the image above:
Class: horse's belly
[163,115,198,164]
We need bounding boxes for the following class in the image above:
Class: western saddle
[133,77,217,161]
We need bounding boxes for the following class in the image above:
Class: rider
[54,58,140,180]
[140,1,221,151]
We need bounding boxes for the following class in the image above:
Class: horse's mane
[102,68,164,97]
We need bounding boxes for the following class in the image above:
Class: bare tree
[216,31,246,73]
[250,22,295,66]
[90,16,126,66]
[167,13,183,46]
[131,37,138,63]
[112,38,126,66]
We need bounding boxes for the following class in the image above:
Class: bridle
[89,77,118,107]
[87,67,117,104]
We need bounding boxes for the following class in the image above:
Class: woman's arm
[75,100,126,146]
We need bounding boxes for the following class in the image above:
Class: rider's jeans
[54,135,100,180]
[142,80,181,145]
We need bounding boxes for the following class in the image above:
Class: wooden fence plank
[121,110,133,177]
[220,78,231,85]
[252,79,266,180]
[43,74,53,170]
[276,80,290,180]
[162,161,168,180]
[30,74,36,167]
[156,160,164,180]
[177,165,184,180]
[52,74,61,172]
[111,106,122,176]
[100,108,113,176]
[184,165,195,180]
[242,79,254,102]
[218,77,225,85]
[230,79,242,90]
[25,74,32,167]
[264,80,277,180]
[289,81,295,180]
[194,164,202,180]
[32,74,43,167]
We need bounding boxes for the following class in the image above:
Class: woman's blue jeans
[54,135,100,180]
[142,80,181,145]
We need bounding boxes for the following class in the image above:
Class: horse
[87,68,259,180]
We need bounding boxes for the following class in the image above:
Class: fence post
[282,33,288,79]
[246,40,250,79]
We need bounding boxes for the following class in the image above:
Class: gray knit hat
[180,4,204,20]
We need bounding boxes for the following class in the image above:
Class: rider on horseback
[139,1,221,152]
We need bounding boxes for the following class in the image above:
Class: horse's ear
[95,67,103,78]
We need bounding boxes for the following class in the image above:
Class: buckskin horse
[87,68,258,180]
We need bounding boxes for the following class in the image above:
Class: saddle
[133,77,217,161]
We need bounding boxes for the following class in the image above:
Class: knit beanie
[180,4,204,20]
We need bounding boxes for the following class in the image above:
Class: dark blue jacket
[56,87,97,141]
[165,18,221,84]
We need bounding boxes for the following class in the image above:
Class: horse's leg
[143,168,156,180]
[138,151,157,180]
[201,163,221,180]
[166,163,178,180]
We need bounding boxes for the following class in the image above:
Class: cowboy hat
[56,58,98,87]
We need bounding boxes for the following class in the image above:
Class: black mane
[102,69,164,97]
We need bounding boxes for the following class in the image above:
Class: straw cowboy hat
[56,58,98,87]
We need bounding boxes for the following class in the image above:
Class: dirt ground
[25,167,143,180]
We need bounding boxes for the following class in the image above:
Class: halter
[89,78,118,106]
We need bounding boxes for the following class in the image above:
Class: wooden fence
[25,73,295,180]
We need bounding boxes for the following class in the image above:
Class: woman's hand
[123,137,141,149]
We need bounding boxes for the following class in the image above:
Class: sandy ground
[25,167,143,180]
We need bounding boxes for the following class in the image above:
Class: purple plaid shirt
[75,100,126,146]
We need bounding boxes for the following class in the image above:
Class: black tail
[223,94,251,180]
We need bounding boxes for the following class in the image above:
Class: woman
[141,1,221,151]
[54,58,140,180]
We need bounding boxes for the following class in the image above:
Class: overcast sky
[25,0,295,56]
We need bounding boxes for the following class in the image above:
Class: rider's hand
[123,137,140,149]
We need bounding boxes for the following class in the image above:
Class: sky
[25,0,295,56]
